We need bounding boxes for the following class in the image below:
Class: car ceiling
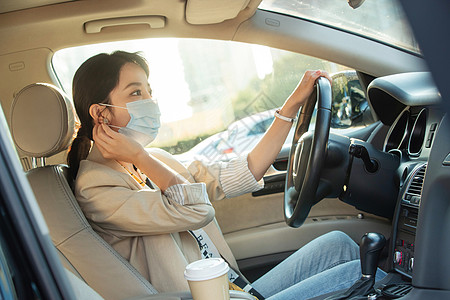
[0,0,75,14]
[0,0,257,23]
[0,0,257,17]
[0,0,264,54]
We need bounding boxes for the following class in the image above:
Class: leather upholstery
[26,166,157,299]
[10,83,76,158]
[10,83,158,299]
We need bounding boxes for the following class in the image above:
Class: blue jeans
[251,231,387,300]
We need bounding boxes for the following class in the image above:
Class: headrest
[10,83,76,158]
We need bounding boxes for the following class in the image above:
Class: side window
[53,38,373,164]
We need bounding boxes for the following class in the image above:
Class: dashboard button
[425,132,434,148]
[394,251,402,264]
[443,153,450,166]
[430,123,437,131]
[409,257,414,271]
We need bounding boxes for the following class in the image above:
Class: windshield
[259,0,420,54]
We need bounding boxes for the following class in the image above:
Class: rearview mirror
[331,70,374,129]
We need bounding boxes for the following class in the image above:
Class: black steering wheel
[284,77,332,228]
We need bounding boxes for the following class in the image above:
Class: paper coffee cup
[184,258,230,300]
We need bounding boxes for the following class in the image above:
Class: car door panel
[213,192,391,258]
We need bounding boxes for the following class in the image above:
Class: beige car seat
[10,83,254,300]
[10,83,158,300]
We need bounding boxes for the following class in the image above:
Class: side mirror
[330,70,375,129]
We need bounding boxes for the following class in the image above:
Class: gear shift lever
[360,232,386,278]
[324,233,386,300]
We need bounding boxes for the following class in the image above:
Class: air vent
[403,164,427,205]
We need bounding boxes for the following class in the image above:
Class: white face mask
[100,99,161,146]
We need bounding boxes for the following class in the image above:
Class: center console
[369,163,428,299]
[310,163,428,300]
[392,163,426,278]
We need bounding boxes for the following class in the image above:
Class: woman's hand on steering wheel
[281,70,332,118]
[284,76,333,228]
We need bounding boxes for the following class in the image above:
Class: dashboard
[366,72,445,294]
[369,72,443,159]
[384,107,438,157]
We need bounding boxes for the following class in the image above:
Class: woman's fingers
[97,124,121,145]
[101,123,120,139]
[93,123,145,163]
[93,125,114,158]
[322,71,332,84]
[314,70,332,85]
[304,70,332,91]
[93,124,110,146]
[94,124,120,158]
[290,70,333,107]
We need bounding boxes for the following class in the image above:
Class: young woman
[68,51,384,299]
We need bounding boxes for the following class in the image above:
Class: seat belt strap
[189,229,264,299]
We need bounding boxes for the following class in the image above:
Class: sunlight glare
[252,45,273,79]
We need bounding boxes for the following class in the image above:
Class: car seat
[9,83,254,300]
[10,83,158,300]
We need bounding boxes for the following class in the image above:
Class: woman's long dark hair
[67,51,149,178]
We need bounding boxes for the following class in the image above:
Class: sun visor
[186,0,254,24]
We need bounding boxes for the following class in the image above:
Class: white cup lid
[184,258,229,281]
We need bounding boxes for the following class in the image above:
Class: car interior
[0,0,449,299]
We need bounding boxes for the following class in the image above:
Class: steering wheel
[284,77,332,228]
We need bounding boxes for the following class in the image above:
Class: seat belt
[189,229,264,299]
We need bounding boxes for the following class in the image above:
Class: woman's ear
[89,104,106,125]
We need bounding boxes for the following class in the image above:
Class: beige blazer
[75,145,245,292]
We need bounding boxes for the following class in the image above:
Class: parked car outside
[175,109,293,163]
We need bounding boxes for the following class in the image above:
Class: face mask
[100,99,161,146]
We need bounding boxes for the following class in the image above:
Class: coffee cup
[184,258,230,300]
